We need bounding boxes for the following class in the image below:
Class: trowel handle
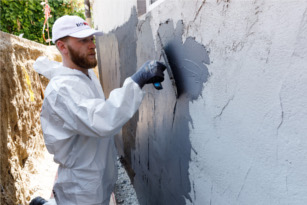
[153,82,163,90]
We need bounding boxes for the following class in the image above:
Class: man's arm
[42,77,144,138]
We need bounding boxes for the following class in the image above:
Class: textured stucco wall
[92,0,137,33]
[93,0,307,204]
[0,31,61,205]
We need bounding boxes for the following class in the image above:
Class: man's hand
[131,60,166,88]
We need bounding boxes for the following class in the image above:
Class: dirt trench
[0,31,61,205]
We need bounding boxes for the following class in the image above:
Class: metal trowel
[153,33,178,98]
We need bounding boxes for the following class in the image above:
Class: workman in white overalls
[30,15,165,205]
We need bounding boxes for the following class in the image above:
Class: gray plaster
[96,8,139,170]
[112,8,140,170]
[132,19,210,205]
[157,20,210,100]
[96,11,210,205]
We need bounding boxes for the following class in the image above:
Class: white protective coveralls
[34,56,145,205]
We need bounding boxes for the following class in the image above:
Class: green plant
[0,0,85,44]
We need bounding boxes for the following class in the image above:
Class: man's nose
[89,41,96,49]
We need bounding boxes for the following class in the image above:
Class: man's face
[66,36,97,69]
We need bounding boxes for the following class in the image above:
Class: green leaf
[1,0,84,44]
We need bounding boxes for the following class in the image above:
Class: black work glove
[30,196,48,205]
[131,60,166,88]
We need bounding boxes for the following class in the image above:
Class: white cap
[52,15,103,43]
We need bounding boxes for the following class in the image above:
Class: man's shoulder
[50,73,87,87]
[45,74,93,99]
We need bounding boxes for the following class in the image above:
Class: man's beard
[67,45,97,69]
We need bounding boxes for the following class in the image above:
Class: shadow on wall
[96,9,210,205]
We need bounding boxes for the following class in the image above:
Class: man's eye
[80,38,95,43]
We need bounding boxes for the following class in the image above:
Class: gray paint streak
[96,10,210,205]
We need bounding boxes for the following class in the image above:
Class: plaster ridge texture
[93,0,307,204]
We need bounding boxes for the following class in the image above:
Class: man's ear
[56,40,68,55]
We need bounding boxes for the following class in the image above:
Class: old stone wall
[0,31,61,205]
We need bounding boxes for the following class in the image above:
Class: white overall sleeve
[41,77,144,139]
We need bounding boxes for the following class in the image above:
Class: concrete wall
[93,0,307,204]
[0,31,61,205]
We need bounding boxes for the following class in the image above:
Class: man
[31,15,165,205]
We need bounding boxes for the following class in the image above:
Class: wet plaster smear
[97,9,209,205]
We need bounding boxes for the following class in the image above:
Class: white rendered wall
[92,0,137,33]
[181,1,307,204]
[93,0,307,204]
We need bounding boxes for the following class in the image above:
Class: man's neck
[63,59,89,75]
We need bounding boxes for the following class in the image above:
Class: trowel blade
[160,48,178,98]
[157,33,178,98]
